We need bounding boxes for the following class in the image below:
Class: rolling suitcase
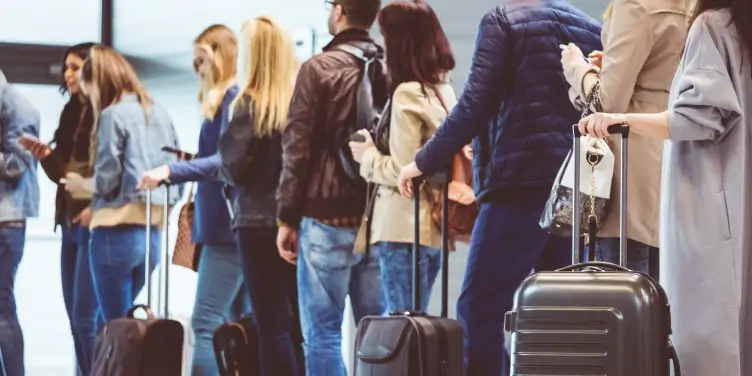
[352,172,463,376]
[213,316,261,376]
[504,125,681,375]
[91,185,187,375]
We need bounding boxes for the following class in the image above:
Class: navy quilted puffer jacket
[415,1,602,201]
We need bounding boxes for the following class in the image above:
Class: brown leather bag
[430,88,478,243]
[171,183,201,271]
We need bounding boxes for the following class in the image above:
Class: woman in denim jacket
[140,25,251,375]
[348,0,457,313]
[66,45,181,323]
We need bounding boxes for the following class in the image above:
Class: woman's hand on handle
[397,162,423,198]
[578,112,628,138]
[138,165,170,191]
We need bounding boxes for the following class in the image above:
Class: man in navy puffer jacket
[397,1,602,375]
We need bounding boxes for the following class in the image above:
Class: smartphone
[161,146,196,161]
[349,132,366,143]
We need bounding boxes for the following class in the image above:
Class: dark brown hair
[378,0,455,90]
[688,0,752,75]
[339,0,381,29]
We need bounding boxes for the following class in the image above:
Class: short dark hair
[378,0,455,89]
[340,0,381,29]
[59,42,96,94]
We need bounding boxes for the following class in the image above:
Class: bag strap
[432,86,450,115]
[581,81,602,118]
[333,44,382,134]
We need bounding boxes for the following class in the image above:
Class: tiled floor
[18,225,469,376]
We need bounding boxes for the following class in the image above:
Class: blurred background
[0,0,609,374]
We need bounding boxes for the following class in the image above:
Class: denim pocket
[301,219,357,272]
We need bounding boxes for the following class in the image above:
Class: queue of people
[0,0,751,375]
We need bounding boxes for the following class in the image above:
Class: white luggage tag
[561,136,614,199]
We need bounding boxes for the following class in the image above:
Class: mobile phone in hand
[161,146,196,161]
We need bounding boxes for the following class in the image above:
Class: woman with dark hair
[18,42,103,376]
[348,0,457,313]
[577,0,752,373]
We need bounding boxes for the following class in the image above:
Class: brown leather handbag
[430,88,479,243]
[171,183,201,271]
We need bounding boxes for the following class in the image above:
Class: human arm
[218,97,255,186]
[276,60,319,227]
[359,85,425,187]
[413,9,510,175]
[92,109,124,199]
[564,0,653,113]
[0,86,39,182]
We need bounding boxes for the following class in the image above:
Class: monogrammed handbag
[171,183,201,271]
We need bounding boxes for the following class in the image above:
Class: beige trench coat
[564,0,687,247]
[354,81,457,252]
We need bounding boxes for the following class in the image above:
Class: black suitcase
[352,173,463,376]
[213,316,261,376]
[91,186,185,376]
[504,125,681,375]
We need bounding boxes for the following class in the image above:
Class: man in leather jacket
[275,1,387,375]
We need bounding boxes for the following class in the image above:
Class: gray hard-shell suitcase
[352,173,463,376]
[504,125,682,375]
[91,186,185,376]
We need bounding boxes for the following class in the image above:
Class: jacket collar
[323,28,375,52]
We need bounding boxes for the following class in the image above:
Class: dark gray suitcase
[504,125,681,375]
[352,173,463,376]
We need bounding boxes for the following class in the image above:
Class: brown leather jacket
[276,29,388,227]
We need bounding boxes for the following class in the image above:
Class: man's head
[326,0,381,36]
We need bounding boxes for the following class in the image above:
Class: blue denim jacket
[91,94,182,211]
[0,70,40,221]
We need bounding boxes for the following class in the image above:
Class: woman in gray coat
[578,1,752,374]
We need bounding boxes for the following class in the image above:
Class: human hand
[348,129,374,163]
[276,225,299,265]
[578,112,628,138]
[588,50,604,70]
[560,43,586,67]
[138,165,170,191]
[72,206,93,226]
[18,134,51,159]
[397,162,423,198]
[449,181,476,205]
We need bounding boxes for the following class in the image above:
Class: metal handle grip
[571,124,629,266]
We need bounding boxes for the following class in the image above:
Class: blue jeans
[236,227,302,376]
[62,226,103,376]
[191,244,251,376]
[593,237,659,279]
[89,225,161,322]
[0,224,26,376]
[297,218,386,376]
[376,242,440,313]
[457,189,571,376]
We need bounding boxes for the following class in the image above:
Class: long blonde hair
[80,44,151,169]
[194,24,238,120]
[235,16,299,136]
[603,2,614,20]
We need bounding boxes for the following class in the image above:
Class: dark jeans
[60,225,103,376]
[236,227,303,376]
[593,237,659,279]
[0,224,26,376]
[89,225,160,322]
[457,189,571,376]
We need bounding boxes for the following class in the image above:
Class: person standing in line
[561,0,687,279]
[348,0,458,314]
[275,0,387,375]
[0,69,40,376]
[140,24,251,376]
[65,45,181,323]
[395,1,602,374]
[219,16,304,376]
[18,42,105,376]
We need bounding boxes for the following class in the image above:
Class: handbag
[429,87,478,242]
[171,183,201,272]
[539,81,614,237]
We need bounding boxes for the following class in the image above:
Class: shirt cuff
[358,147,379,181]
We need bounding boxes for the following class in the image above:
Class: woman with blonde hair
[65,45,181,323]
[560,0,687,277]
[140,24,250,375]
[219,16,302,376]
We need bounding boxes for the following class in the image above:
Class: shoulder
[1,85,38,116]
[393,82,425,103]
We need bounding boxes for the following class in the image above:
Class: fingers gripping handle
[571,124,629,266]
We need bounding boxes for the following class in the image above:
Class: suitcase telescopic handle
[145,180,172,317]
[571,124,629,266]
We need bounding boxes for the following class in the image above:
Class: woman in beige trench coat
[561,0,687,277]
